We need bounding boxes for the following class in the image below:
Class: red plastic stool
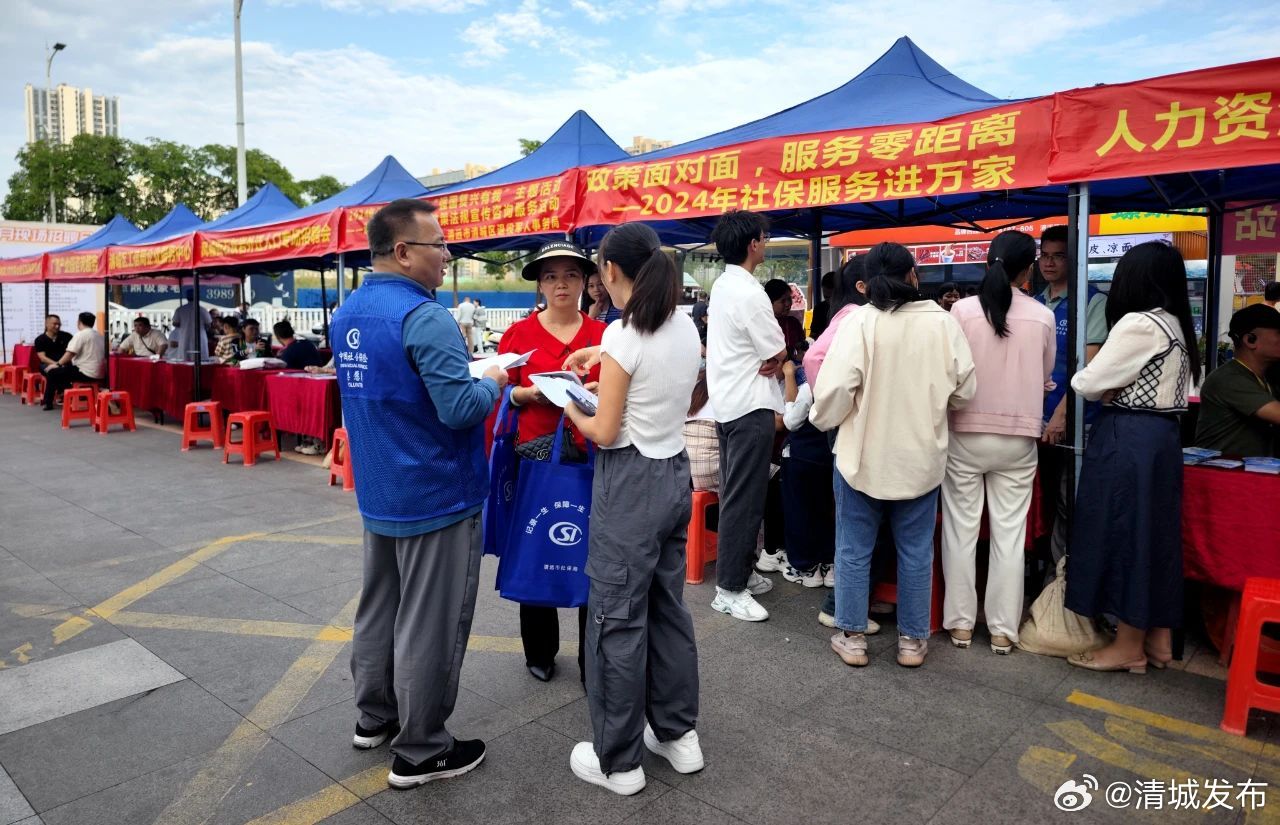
[181,401,224,450]
[95,390,136,435]
[0,365,13,396]
[1221,577,1280,736]
[223,411,279,466]
[685,490,719,585]
[328,427,355,491]
[3,365,26,396]
[60,386,97,429]
[21,371,46,406]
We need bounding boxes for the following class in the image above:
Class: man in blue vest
[331,198,508,790]
[1035,224,1108,567]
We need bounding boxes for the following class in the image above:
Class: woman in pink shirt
[940,231,1056,655]
[803,255,866,384]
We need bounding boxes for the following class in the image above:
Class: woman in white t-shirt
[561,222,704,796]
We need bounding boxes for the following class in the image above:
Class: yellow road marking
[262,534,362,546]
[1047,719,1196,783]
[10,643,32,665]
[245,766,386,825]
[1066,690,1265,757]
[153,594,361,825]
[1104,717,1273,781]
[1016,745,1076,796]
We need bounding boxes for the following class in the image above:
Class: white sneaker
[643,724,704,774]
[755,548,788,573]
[570,742,646,796]
[782,565,824,588]
[822,564,835,588]
[711,588,769,622]
[746,571,774,595]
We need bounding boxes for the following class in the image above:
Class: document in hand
[468,350,533,379]
[529,371,599,416]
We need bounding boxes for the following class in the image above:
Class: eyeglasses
[1039,253,1069,263]
[402,240,449,252]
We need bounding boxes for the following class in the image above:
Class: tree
[3,140,62,221]
[200,144,303,212]
[129,138,220,224]
[62,135,139,224]
[298,175,344,205]
[518,138,543,157]
[477,251,523,279]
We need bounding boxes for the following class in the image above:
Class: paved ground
[0,395,1277,825]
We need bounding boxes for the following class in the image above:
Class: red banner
[1223,201,1280,255]
[432,172,577,245]
[1050,57,1280,183]
[576,102,1053,228]
[340,205,380,254]
[198,211,339,268]
[0,254,45,283]
[106,235,195,277]
[47,248,106,281]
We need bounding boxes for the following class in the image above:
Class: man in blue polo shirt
[331,198,508,790]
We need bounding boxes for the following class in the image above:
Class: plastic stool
[223,411,279,466]
[0,365,12,396]
[60,386,97,429]
[95,390,136,435]
[328,427,355,491]
[21,371,46,406]
[181,401,224,450]
[4,365,26,396]
[1221,577,1280,736]
[685,490,719,585]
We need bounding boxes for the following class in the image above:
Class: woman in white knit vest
[1065,242,1201,673]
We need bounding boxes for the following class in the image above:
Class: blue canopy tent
[201,182,300,232]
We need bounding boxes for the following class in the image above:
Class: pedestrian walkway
[0,400,1273,824]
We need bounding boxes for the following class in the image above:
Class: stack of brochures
[1243,457,1280,475]
[1182,447,1221,465]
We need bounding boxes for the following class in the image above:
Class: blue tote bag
[482,388,519,558]
[495,416,593,608]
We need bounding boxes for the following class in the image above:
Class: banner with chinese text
[198,211,340,268]
[1223,201,1280,255]
[0,254,45,283]
[431,172,577,246]
[1050,57,1280,182]
[575,101,1053,228]
[106,236,195,277]
[47,248,106,282]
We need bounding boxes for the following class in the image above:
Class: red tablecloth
[1183,464,1280,590]
[264,373,340,442]
[154,361,216,421]
[11,344,37,371]
[110,357,161,412]
[210,366,286,413]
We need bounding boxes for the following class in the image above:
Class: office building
[24,83,120,144]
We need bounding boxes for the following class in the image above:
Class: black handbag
[515,422,588,463]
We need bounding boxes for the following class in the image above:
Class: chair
[0,365,13,396]
[60,386,98,429]
[95,390,136,435]
[1221,577,1280,736]
[21,371,46,406]
[685,490,719,585]
[181,401,224,451]
[223,410,280,466]
[3,365,26,396]
[328,427,355,491]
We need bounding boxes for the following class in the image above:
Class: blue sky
[2,0,1278,217]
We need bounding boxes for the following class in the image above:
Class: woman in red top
[499,241,607,683]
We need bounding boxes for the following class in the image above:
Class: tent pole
[451,260,459,306]
[1204,206,1224,374]
[337,253,346,307]
[1066,182,1090,496]
[1,283,7,360]
[44,280,50,317]
[193,270,204,402]
[103,277,111,390]
[808,210,823,310]
[319,267,330,349]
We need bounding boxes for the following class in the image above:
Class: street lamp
[45,41,66,223]
[233,0,247,207]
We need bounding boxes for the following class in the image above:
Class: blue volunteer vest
[1040,285,1103,424]
[330,277,488,526]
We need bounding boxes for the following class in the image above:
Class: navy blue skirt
[1065,408,1183,629]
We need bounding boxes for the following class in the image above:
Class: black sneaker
[388,739,486,789]
[352,720,399,750]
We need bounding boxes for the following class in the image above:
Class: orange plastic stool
[3,365,26,396]
[1221,577,1280,736]
[685,490,719,584]
[328,427,355,491]
[0,365,13,395]
[95,390,136,435]
[223,410,280,466]
[21,371,46,406]
[60,386,97,429]
[181,401,224,451]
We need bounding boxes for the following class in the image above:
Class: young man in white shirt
[456,296,476,353]
[42,311,106,410]
[705,211,787,622]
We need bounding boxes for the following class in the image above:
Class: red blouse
[498,310,607,447]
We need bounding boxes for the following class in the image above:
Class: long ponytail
[863,242,920,312]
[979,230,1037,337]
[599,223,678,335]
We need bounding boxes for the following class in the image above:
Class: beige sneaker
[831,631,868,667]
[990,634,1013,655]
[948,628,973,649]
[897,636,928,667]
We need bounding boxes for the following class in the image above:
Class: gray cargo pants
[715,409,776,592]
[351,514,483,766]
[585,445,700,775]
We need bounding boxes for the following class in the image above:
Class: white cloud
[267,0,485,13]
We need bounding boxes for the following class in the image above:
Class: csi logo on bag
[548,522,583,546]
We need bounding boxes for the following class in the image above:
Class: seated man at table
[41,312,105,410]
[214,315,246,364]
[115,317,168,358]
[1195,304,1280,457]
[273,321,324,369]
[242,319,271,359]
[34,314,73,374]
